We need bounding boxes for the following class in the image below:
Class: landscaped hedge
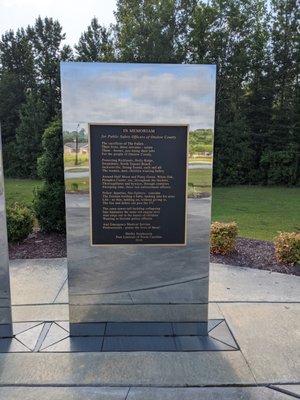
[33,182,65,233]
[210,222,238,255]
[6,202,34,243]
[33,118,65,233]
[274,232,300,265]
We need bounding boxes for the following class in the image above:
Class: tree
[75,17,115,61]
[189,129,213,155]
[243,1,275,183]
[15,91,47,178]
[194,0,256,184]
[0,3,298,187]
[114,0,196,62]
[27,17,70,120]
[33,119,65,232]
[260,0,299,185]
[0,28,35,88]
[0,28,35,173]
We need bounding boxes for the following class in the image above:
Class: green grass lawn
[4,178,42,207]
[64,154,88,167]
[188,169,212,194]
[4,177,300,242]
[212,186,300,241]
[188,156,212,163]
[65,169,213,194]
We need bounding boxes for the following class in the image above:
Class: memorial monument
[61,62,216,347]
[0,126,12,338]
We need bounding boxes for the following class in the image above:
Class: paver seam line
[12,322,44,336]
[10,320,67,325]
[52,321,210,325]
[13,319,57,324]
[52,277,68,303]
[11,302,209,306]
[213,302,226,320]
[218,319,240,349]
[39,326,69,351]
[11,301,300,307]
[11,303,67,307]
[210,301,300,304]
[54,321,69,333]
[217,302,258,385]
[35,322,52,352]
[14,323,45,351]
[0,383,299,388]
[208,334,238,351]
[124,387,131,400]
[170,321,175,337]
[40,347,239,353]
[207,319,223,333]
[269,385,300,399]
[38,334,69,351]
[69,302,209,306]
[100,322,108,351]
[9,301,300,307]
[127,292,135,304]
[170,325,181,351]
[69,275,208,296]
[12,337,32,352]
[208,310,239,350]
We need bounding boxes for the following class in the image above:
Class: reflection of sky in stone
[61,62,216,132]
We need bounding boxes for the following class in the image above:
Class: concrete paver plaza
[0,259,299,399]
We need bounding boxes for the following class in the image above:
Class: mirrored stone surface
[0,125,12,336]
[61,62,216,332]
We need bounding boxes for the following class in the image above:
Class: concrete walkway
[1,259,299,399]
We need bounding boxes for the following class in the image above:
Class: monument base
[0,319,238,353]
[0,323,13,339]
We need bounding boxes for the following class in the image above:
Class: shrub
[33,182,65,233]
[210,222,238,255]
[37,119,64,184]
[34,118,66,233]
[274,232,300,265]
[70,182,79,192]
[6,203,34,243]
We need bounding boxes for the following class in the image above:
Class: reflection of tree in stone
[189,129,213,156]
[63,124,88,167]
[63,128,86,144]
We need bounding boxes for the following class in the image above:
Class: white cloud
[61,63,216,131]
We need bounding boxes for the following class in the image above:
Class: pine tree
[75,17,115,61]
[15,91,47,178]
[0,28,35,174]
[27,17,70,120]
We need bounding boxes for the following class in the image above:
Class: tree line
[0,0,299,186]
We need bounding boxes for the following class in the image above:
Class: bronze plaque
[89,124,188,245]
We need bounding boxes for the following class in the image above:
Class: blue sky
[61,62,216,132]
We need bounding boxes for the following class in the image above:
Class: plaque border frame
[88,123,189,247]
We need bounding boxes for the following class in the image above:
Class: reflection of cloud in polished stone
[61,62,216,132]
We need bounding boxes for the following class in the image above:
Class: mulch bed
[211,237,299,276]
[9,230,66,259]
[9,232,299,276]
